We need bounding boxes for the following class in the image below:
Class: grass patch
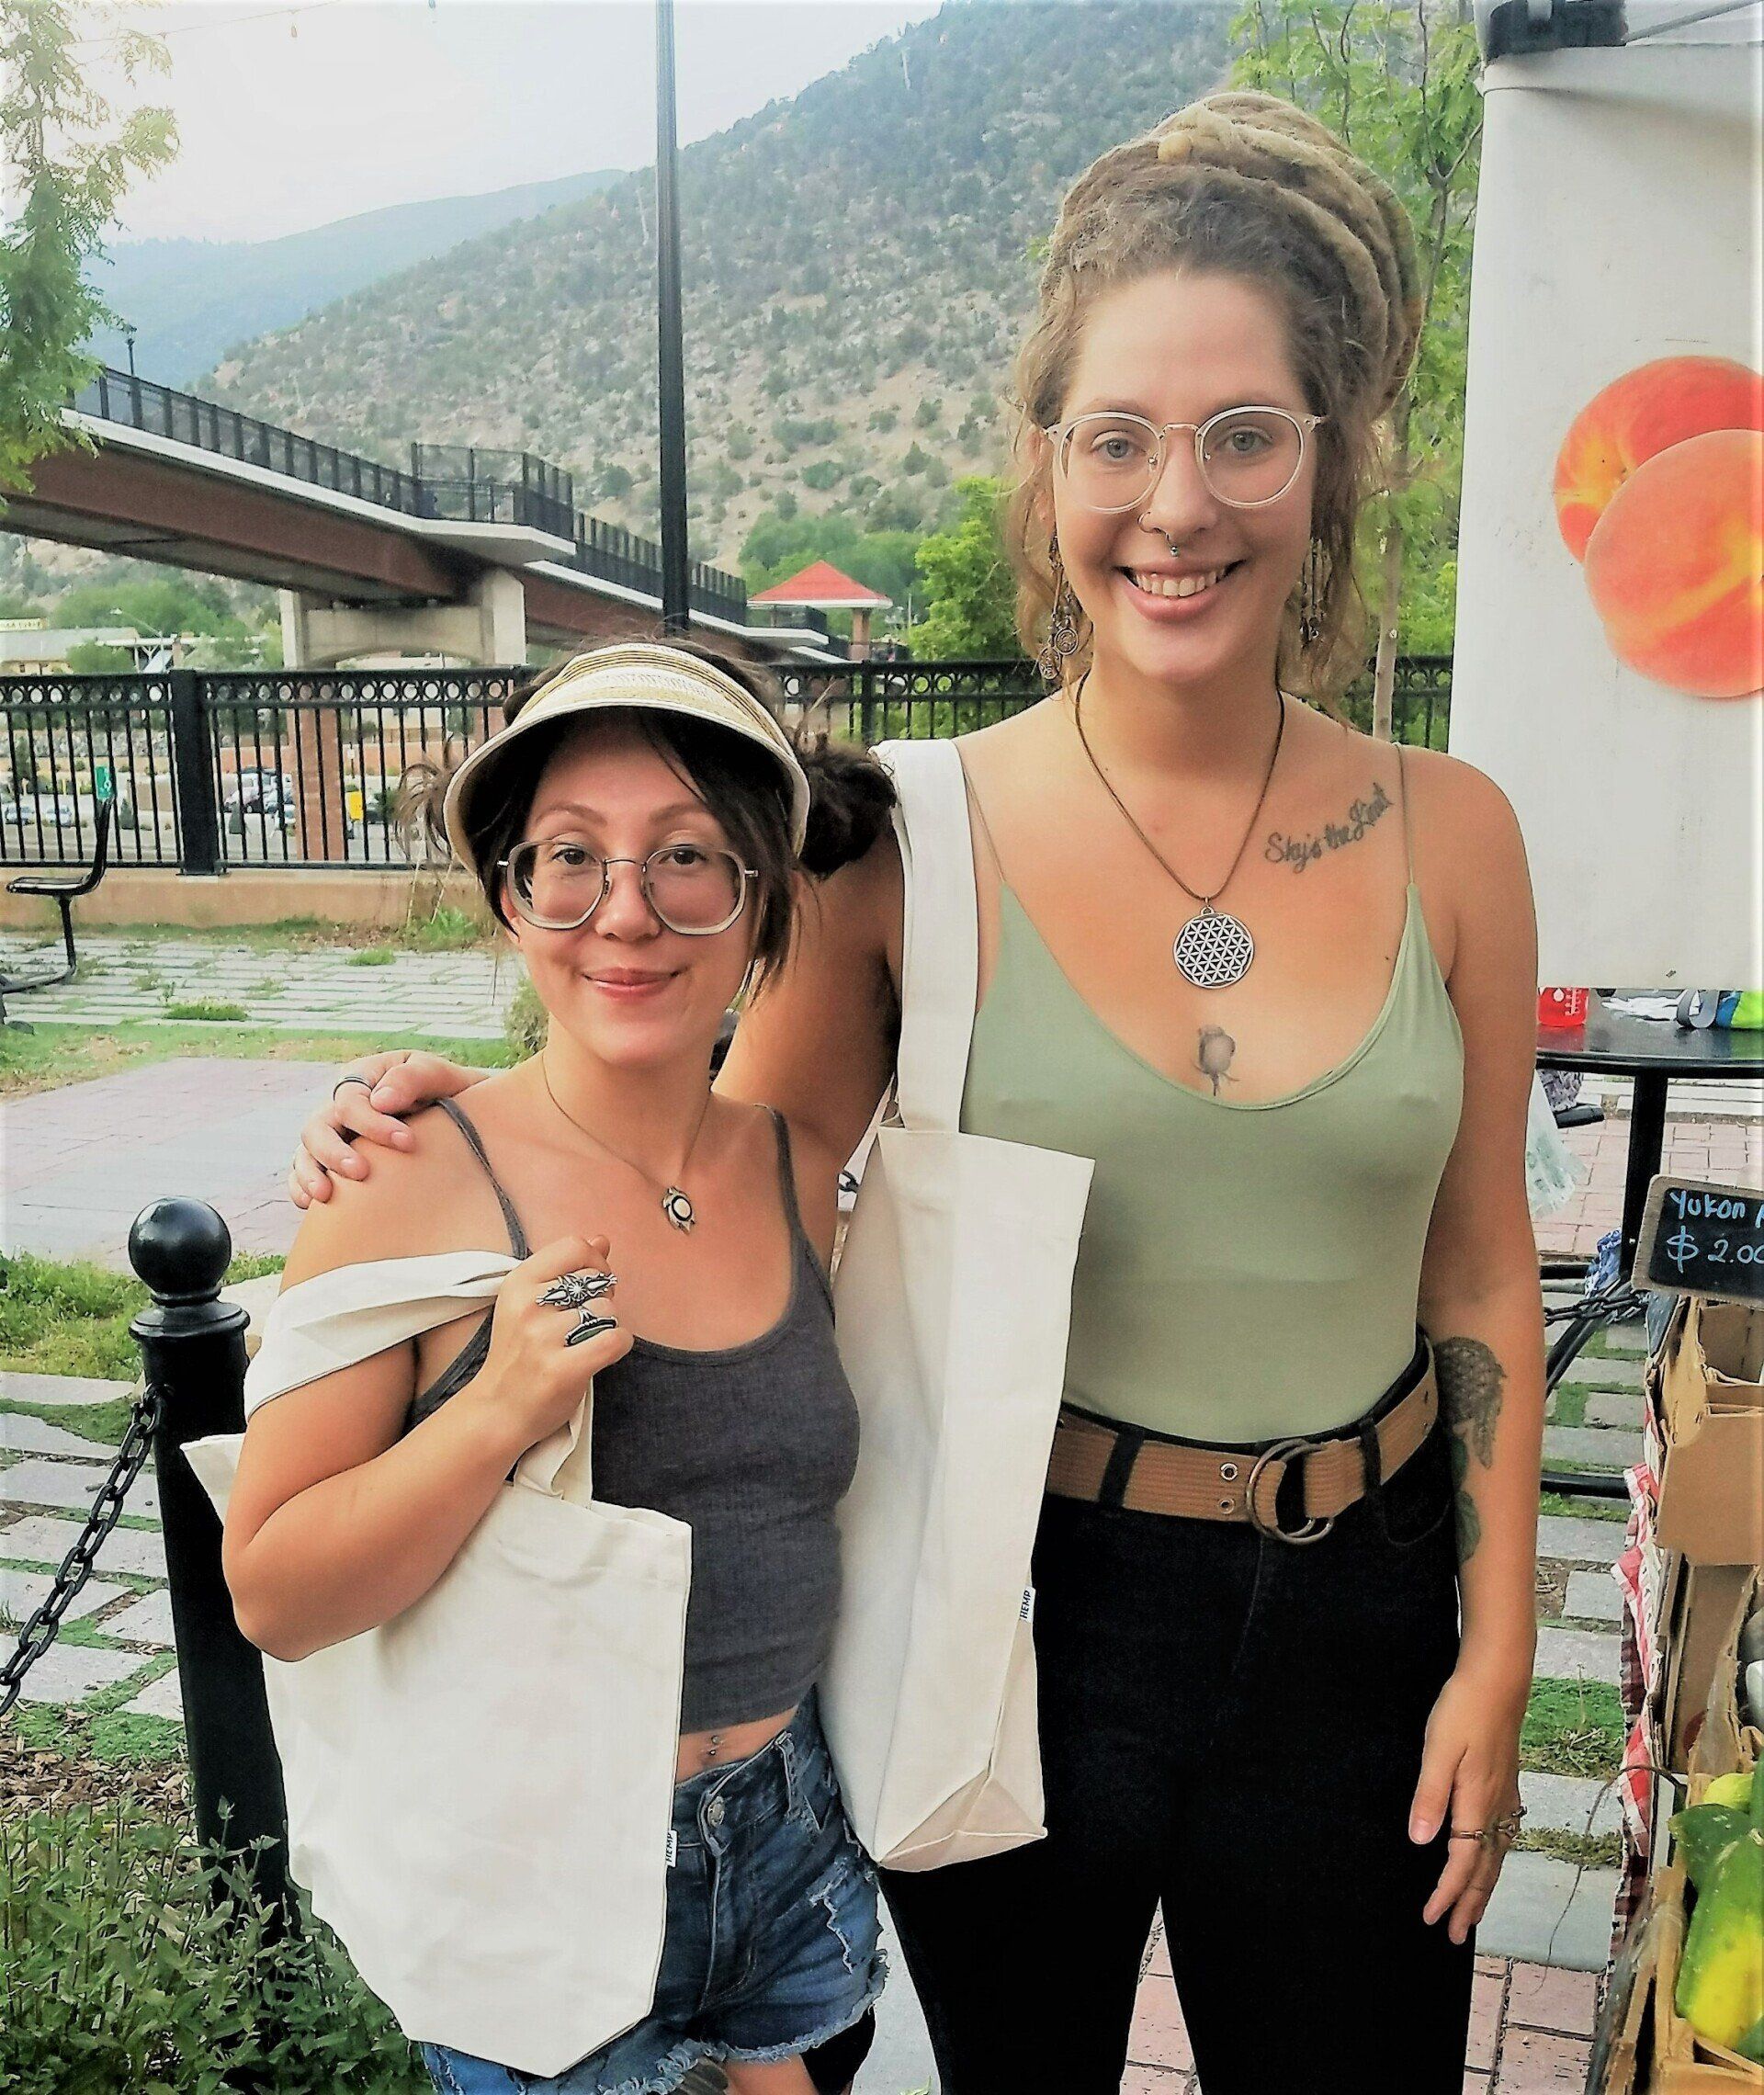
[1518,1826,1623,1870]
[3,1697,185,1769]
[0,1394,136,1445]
[0,1018,517,1099]
[1539,1486,1629,1522]
[1549,1386,1588,1429]
[346,946,395,967]
[0,1247,285,1380]
[77,902,493,957]
[1521,1677,1625,1779]
[163,998,250,1023]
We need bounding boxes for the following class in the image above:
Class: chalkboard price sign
[1633,1176,1764,1303]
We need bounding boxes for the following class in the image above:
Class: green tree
[1233,0,1480,735]
[0,1,175,496]
[909,475,1019,661]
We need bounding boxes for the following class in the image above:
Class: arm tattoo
[1195,1025,1237,1096]
[1264,780,1393,874]
[1435,1336,1506,1563]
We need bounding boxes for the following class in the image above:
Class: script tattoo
[1435,1336,1506,1564]
[1265,780,1393,874]
[1195,1025,1237,1097]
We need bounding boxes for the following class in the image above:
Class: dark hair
[400,637,895,983]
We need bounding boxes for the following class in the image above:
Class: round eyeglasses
[1045,406,1325,514]
[499,840,756,935]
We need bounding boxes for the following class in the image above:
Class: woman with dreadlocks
[292,91,1544,2094]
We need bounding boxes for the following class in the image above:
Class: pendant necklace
[1071,674,1286,991]
[539,1057,712,1232]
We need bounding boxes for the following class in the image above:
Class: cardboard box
[1646,1582,1764,2090]
[1664,1560,1759,1772]
[1652,1299,1764,1565]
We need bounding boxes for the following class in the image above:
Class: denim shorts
[420,1695,886,2095]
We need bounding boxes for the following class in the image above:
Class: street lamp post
[654,0,691,637]
[122,323,137,379]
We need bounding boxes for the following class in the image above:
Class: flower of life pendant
[1173,906,1255,989]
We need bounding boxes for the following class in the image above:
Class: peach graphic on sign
[1555,357,1763,560]
[1555,356,1764,700]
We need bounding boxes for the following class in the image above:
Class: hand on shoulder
[280,1101,490,1290]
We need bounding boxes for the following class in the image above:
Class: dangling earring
[1298,538,1326,650]
[1036,533,1082,684]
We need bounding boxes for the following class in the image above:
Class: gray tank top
[408,1097,860,1732]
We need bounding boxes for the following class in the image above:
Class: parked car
[223,769,294,815]
[2,792,81,829]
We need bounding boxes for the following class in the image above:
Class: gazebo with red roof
[749,560,893,661]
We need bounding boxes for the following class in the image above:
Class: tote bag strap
[876,737,978,1137]
[243,1250,593,1501]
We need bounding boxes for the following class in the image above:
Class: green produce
[1737,2010,1764,2064]
[1704,1771,1756,1810]
[1675,1760,1764,2053]
[1672,1805,1751,1891]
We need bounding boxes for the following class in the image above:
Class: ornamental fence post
[130,1196,291,1927]
[166,671,223,876]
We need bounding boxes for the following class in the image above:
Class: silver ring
[332,1074,375,1100]
[537,1269,616,1311]
[564,1307,616,1348]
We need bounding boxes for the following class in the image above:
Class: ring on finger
[538,1269,617,1312]
[564,1306,617,1348]
[332,1074,375,1101]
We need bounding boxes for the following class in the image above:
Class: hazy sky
[81,0,945,244]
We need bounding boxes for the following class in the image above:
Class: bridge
[4,368,836,668]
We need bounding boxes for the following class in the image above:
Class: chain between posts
[0,1379,165,1722]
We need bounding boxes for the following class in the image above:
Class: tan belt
[1045,1351,1439,1545]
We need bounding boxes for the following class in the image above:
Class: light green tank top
[959,769,1464,1444]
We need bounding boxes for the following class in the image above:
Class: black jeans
[879,1399,1474,2095]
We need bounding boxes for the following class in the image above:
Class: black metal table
[1535,1002,1762,1496]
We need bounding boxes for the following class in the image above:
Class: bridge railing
[74,369,426,514]
[70,368,750,628]
[0,659,1453,875]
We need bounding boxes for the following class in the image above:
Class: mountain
[85,171,624,388]
[202,2,1234,568]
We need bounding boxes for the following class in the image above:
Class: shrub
[0,1802,428,2091]
[505,977,548,1059]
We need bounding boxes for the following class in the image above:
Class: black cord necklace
[1070,674,1287,990]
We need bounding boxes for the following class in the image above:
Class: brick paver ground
[1124,1937,1601,2091]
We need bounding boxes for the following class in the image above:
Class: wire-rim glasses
[498,840,757,935]
[1045,405,1326,513]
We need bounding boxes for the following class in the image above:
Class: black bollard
[129,1197,291,1926]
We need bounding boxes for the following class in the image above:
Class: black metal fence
[0,657,1452,873]
[72,368,748,626]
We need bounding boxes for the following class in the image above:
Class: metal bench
[1,797,115,1024]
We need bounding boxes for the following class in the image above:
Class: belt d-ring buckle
[1245,1437,1336,1545]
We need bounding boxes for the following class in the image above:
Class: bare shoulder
[278,1100,498,1290]
[1399,744,1527,864]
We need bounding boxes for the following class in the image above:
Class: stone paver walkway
[0,928,517,1040]
[1,1059,357,1266]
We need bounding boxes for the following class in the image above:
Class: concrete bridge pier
[278,567,528,670]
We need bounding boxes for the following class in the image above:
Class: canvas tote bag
[820,736,1094,1872]
[185,1251,691,2078]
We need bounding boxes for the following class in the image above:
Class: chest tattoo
[1195,1025,1237,1097]
[1264,780,1393,875]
